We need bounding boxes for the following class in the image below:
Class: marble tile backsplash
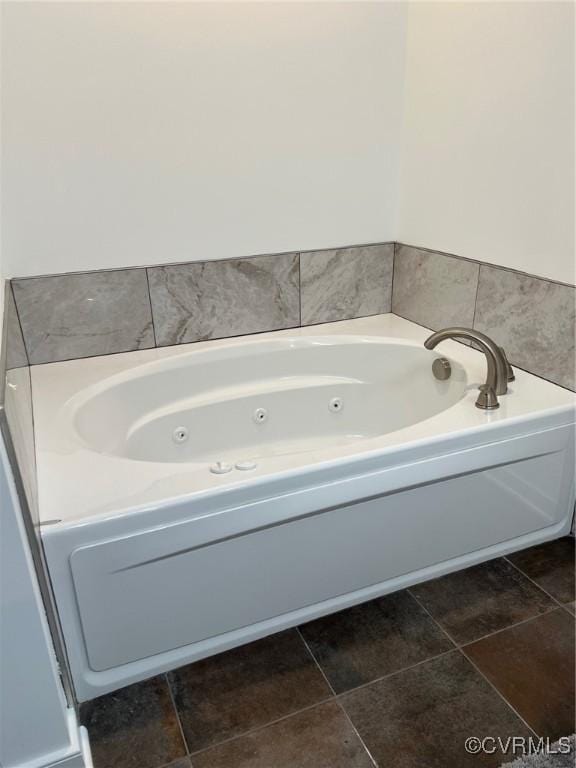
[8,241,575,391]
[148,253,300,346]
[300,244,394,325]
[392,244,479,331]
[5,285,28,370]
[10,245,394,363]
[474,265,575,391]
[12,269,155,364]
[393,244,575,391]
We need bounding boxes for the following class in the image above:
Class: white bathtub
[34,314,575,701]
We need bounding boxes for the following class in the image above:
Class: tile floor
[81,537,575,768]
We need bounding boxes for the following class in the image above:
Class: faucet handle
[476,386,499,410]
[499,346,515,382]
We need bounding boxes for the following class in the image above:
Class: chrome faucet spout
[424,327,509,410]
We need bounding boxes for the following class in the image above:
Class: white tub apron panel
[70,436,570,673]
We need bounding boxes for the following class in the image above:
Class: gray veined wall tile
[148,253,300,346]
[5,285,28,370]
[12,269,155,364]
[474,265,575,391]
[392,244,480,331]
[4,364,38,522]
[300,244,394,326]
[2,284,37,521]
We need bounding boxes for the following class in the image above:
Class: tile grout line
[297,252,302,328]
[9,242,396,282]
[407,588,541,740]
[145,267,158,349]
[460,649,540,739]
[186,695,336,759]
[176,562,572,762]
[13,301,576,394]
[408,568,564,648]
[338,648,457,700]
[407,587,566,672]
[157,758,191,768]
[406,586,461,647]
[295,627,337,697]
[9,282,32,365]
[164,672,191,761]
[293,588,565,704]
[19,309,395,366]
[503,556,574,611]
[10,241,574,290]
[296,627,379,767]
[89,567,573,768]
[388,309,575,391]
[333,700,379,768]
[471,261,482,330]
[186,620,406,765]
[457,605,561,650]
[395,242,576,290]
[389,241,396,313]
[10,239,576,389]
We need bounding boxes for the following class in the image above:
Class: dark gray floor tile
[167,630,331,754]
[410,558,554,645]
[464,609,575,740]
[341,651,531,768]
[507,537,575,605]
[565,601,575,615]
[80,676,186,768]
[299,591,453,694]
[164,760,192,768]
[191,701,374,768]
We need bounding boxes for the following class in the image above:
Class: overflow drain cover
[236,460,257,471]
[210,462,233,475]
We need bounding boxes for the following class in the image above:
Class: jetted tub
[34,315,575,700]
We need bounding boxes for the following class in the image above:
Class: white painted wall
[397,1,575,285]
[1,2,573,285]
[1,2,407,278]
